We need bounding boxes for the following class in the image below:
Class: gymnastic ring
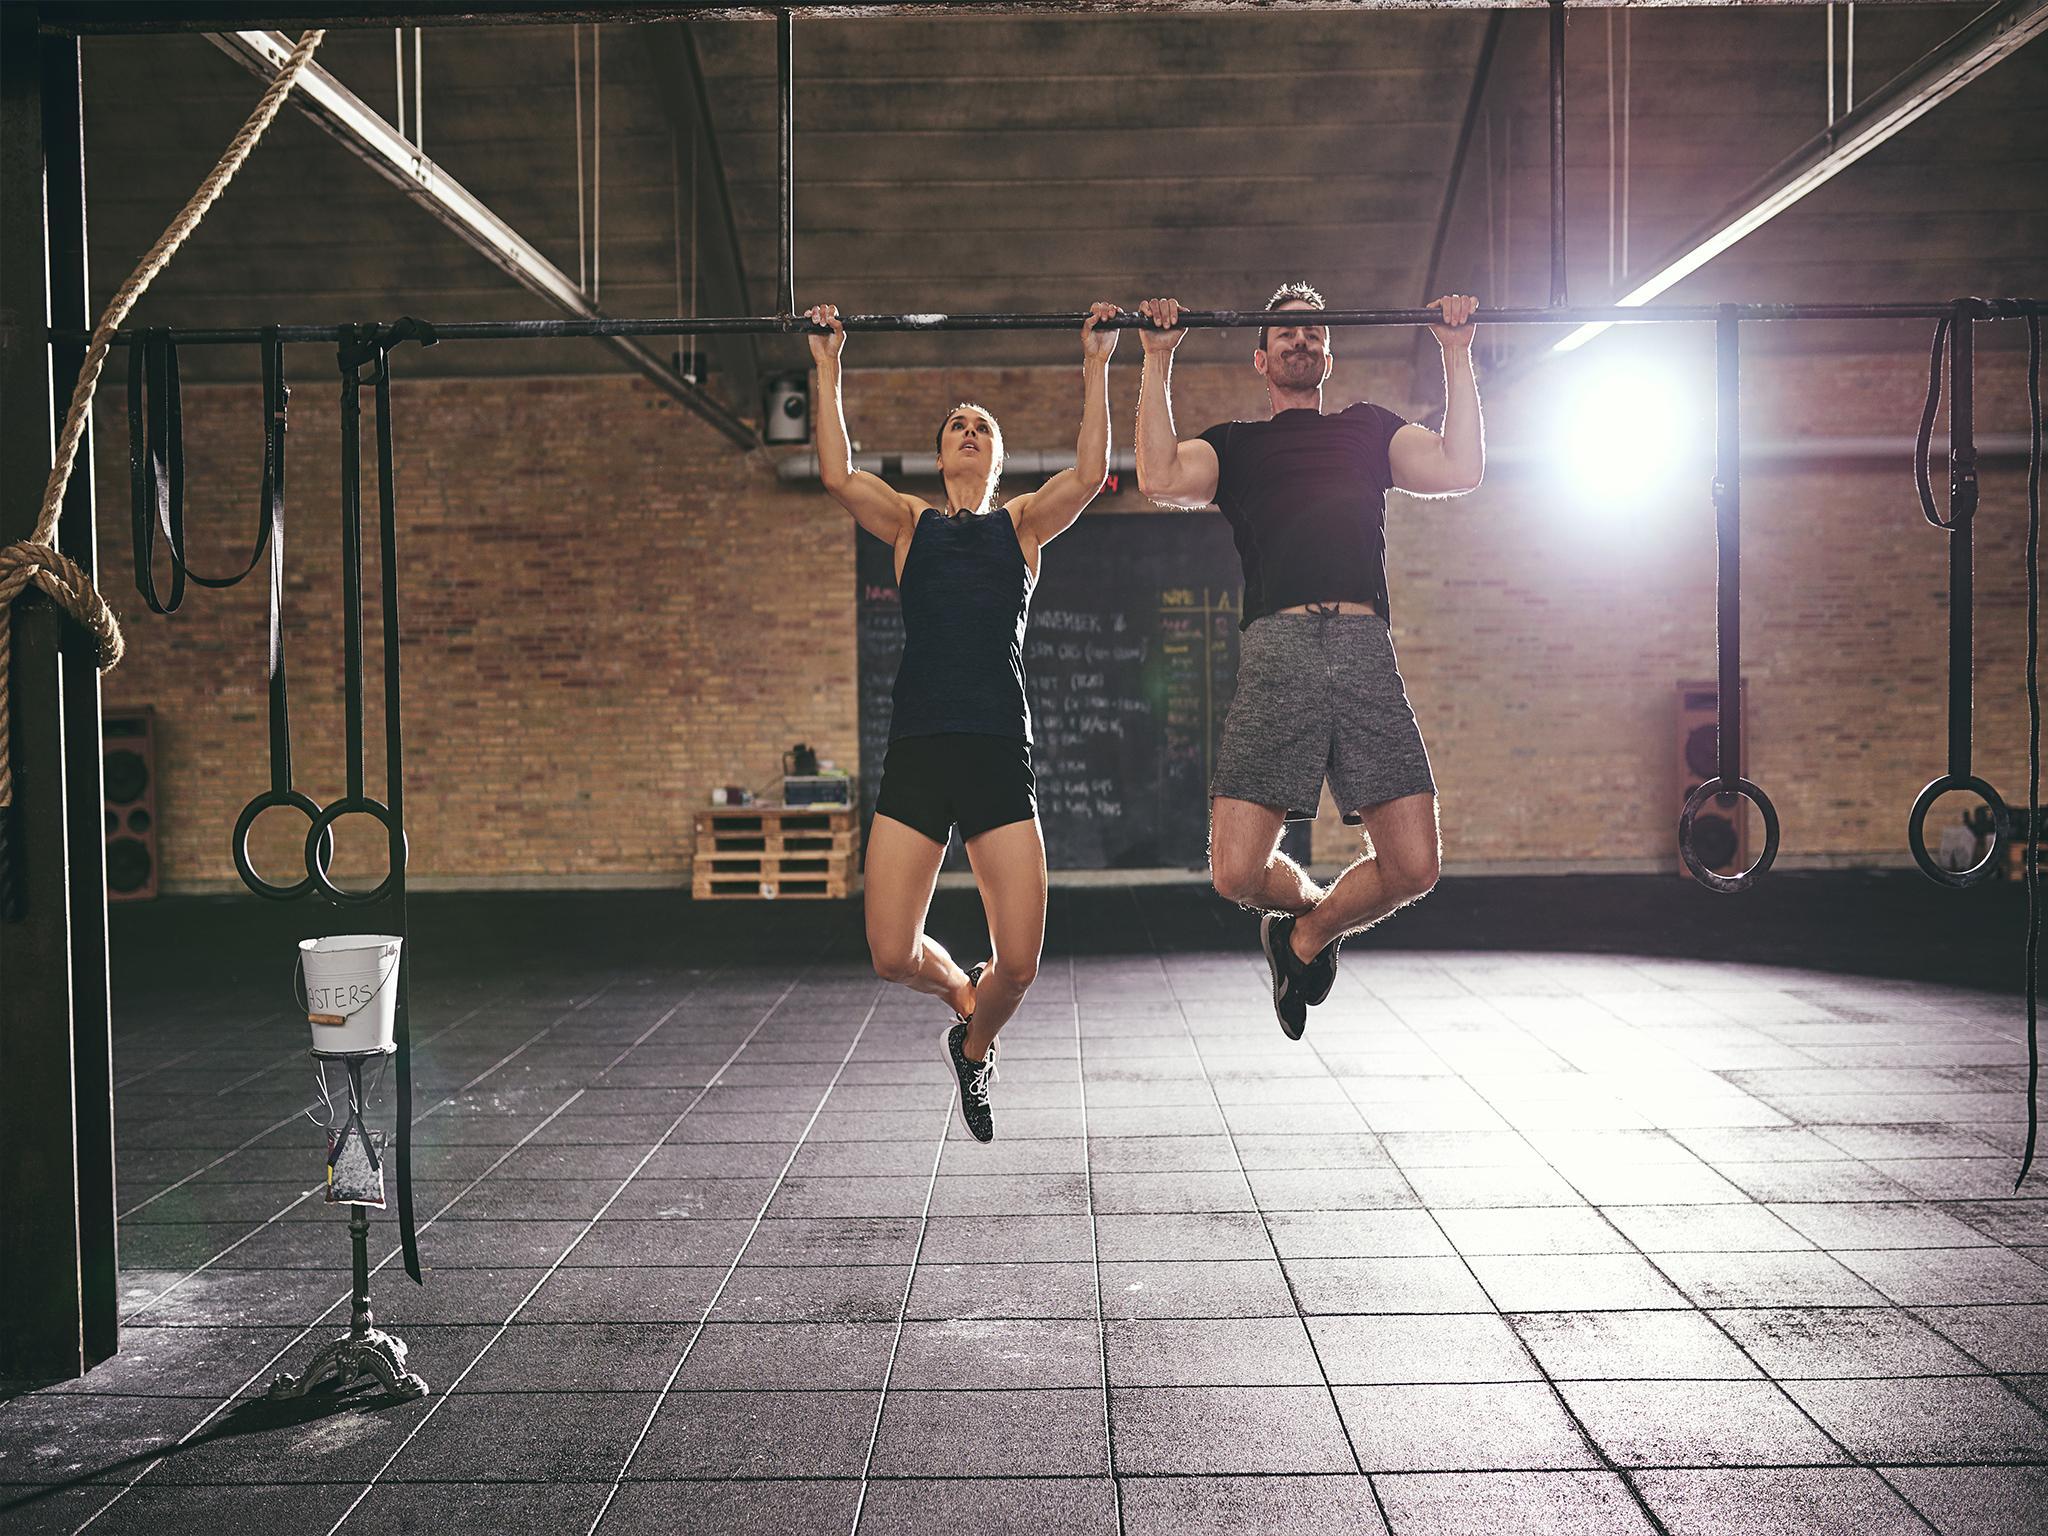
[304,794,407,906]
[1679,776,1781,894]
[233,788,334,902]
[1907,773,2008,889]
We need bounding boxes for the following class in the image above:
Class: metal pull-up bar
[72,299,2044,349]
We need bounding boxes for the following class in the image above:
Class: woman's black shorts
[873,733,1037,845]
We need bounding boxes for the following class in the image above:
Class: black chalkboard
[857,514,1245,869]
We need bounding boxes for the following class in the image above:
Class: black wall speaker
[1677,680,1746,879]
[103,707,157,901]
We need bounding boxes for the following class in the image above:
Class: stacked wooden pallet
[692,805,859,900]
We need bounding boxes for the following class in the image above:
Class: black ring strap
[1908,300,2007,887]
[233,329,334,901]
[1679,309,1779,892]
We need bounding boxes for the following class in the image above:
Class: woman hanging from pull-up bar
[807,300,1119,1143]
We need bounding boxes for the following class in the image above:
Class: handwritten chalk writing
[856,522,1242,865]
[1032,610,1104,633]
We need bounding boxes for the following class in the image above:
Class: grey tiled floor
[2,885,2045,1534]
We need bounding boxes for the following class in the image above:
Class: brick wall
[94,345,2041,889]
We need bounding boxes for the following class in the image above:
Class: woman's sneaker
[943,1021,999,1142]
[953,960,988,1023]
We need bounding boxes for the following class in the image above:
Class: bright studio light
[1558,366,1693,506]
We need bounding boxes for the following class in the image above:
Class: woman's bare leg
[864,814,975,1017]
[959,817,1049,1059]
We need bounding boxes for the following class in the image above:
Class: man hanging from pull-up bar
[1134,283,1483,1038]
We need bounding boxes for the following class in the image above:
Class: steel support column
[776,9,795,317]
[646,23,760,416]
[1548,0,1567,307]
[0,3,119,1383]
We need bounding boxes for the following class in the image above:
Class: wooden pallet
[692,804,859,900]
[691,869,858,901]
[697,850,850,878]
[698,826,859,857]
[696,804,855,836]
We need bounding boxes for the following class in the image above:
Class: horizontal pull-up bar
[66,299,2048,348]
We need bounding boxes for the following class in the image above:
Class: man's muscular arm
[1133,297,1220,509]
[1390,293,1484,498]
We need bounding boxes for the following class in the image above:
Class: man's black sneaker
[943,1020,999,1142]
[1260,913,1310,1041]
[1297,934,1341,1007]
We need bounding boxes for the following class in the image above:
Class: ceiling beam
[1406,9,1503,410]
[207,28,760,448]
[644,22,760,413]
[42,1,1919,35]
[1554,0,2048,353]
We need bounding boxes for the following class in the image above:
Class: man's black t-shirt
[1198,401,1409,628]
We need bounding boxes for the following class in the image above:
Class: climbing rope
[0,29,325,911]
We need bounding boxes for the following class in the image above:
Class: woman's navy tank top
[889,506,1035,743]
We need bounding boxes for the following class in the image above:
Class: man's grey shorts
[1212,611,1436,824]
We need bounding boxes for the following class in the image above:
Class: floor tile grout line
[1542,1110,2046,1373]
[70,1087,595,1535]
[39,1366,2008,1393]
[206,989,521,1099]
[1903,1300,2048,1382]
[77,960,773,1534]
[323,969,821,1536]
[1125,888,1383,1527]
[847,1096,958,1535]
[117,984,623,1318]
[58,943,2046,1523]
[1381,1028,1901,1501]
[1307,980,1678,1535]
[1070,948,1126,1536]
[117,997,507,1220]
[1786,1127,2043,1256]
[15,1457,2048,1491]
[1376,1013,1921,1484]
[1869,1465,1962,1533]
[580,983,891,1535]
[111,1043,206,1092]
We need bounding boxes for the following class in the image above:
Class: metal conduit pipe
[774,435,2035,483]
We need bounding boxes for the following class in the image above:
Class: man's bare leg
[1208,795,1325,911]
[864,814,976,1017]
[1290,792,1441,961]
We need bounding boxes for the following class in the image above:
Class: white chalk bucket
[297,934,403,1055]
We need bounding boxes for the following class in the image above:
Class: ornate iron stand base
[268,1201,427,1401]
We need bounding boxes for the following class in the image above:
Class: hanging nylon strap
[1908,299,2007,887]
[2019,312,2042,1189]
[127,330,278,614]
[231,330,332,901]
[127,331,185,615]
[1679,309,1780,891]
[375,336,420,1279]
